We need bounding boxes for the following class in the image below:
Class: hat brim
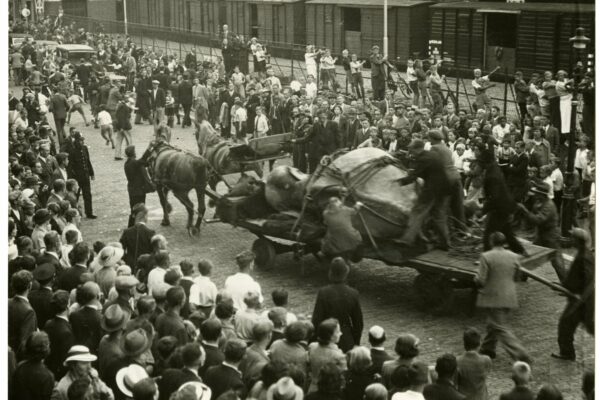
[266,384,303,400]
[178,382,212,400]
[63,353,97,366]
[99,247,125,267]
[119,330,152,357]
[116,365,148,398]
[101,312,130,333]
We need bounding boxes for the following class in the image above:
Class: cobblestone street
[40,95,592,398]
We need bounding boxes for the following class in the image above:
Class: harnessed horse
[194,107,262,189]
[141,140,208,236]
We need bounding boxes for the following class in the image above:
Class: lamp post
[383,0,388,58]
[561,27,590,243]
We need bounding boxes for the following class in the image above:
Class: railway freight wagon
[429,1,595,77]
[305,0,432,62]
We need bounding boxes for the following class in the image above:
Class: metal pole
[503,67,508,116]
[560,89,578,245]
[123,0,128,35]
[383,0,388,57]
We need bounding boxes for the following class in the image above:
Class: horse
[141,140,208,236]
[194,107,262,189]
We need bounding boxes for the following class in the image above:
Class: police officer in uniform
[67,131,96,219]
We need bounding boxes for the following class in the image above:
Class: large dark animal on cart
[141,140,208,236]
[194,107,263,188]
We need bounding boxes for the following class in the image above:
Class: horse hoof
[161,220,170,226]
[208,199,215,208]
[188,226,199,236]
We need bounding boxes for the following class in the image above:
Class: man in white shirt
[265,69,281,90]
[224,250,263,311]
[147,250,170,297]
[492,116,511,142]
[190,259,218,316]
[253,106,269,139]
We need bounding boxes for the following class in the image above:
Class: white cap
[369,325,385,340]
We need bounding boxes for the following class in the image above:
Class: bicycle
[387,68,413,99]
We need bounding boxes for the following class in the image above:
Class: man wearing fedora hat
[516,182,566,282]
[53,345,114,400]
[103,275,139,318]
[98,304,130,378]
[104,328,153,399]
[116,364,150,399]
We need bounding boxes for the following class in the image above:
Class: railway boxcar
[430,1,595,76]
[305,0,433,60]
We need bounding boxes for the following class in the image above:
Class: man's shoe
[87,215,98,219]
[479,350,496,359]
[551,353,575,361]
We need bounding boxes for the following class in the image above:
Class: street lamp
[561,27,590,243]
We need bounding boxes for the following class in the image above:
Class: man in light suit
[49,90,70,145]
[474,232,530,363]
[456,328,492,400]
[150,79,166,136]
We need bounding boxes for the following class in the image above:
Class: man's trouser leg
[557,300,584,359]
[114,131,124,158]
[55,116,66,145]
[400,198,435,245]
[450,179,466,227]
[482,308,529,361]
[431,196,451,248]
[484,212,524,254]
[182,103,192,127]
[79,178,93,217]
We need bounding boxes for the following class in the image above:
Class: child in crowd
[165,89,176,128]
[97,105,114,148]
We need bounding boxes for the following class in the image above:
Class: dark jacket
[399,150,451,199]
[49,93,69,119]
[296,120,339,160]
[43,316,75,379]
[150,87,166,109]
[119,223,156,269]
[8,296,37,355]
[67,143,94,181]
[178,80,194,105]
[28,286,54,328]
[157,368,199,400]
[506,152,529,187]
[344,369,377,400]
[11,359,55,400]
[124,158,150,198]
[482,163,516,216]
[115,102,132,131]
[204,363,245,400]
[155,310,189,346]
[69,305,103,354]
[312,283,363,353]
[57,264,88,293]
[370,348,393,375]
[423,380,466,400]
[499,385,536,400]
[200,343,225,378]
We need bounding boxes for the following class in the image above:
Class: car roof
[56,44,95,52]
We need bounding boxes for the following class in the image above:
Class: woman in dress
[305,45,319,83]
[555,70,574,135]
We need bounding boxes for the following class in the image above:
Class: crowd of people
[7,14,596,400]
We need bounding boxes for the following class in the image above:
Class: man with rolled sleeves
[474,232,530,363]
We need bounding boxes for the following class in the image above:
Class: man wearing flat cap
[516,183,565,282]
[397,139,452,250]
[150,79,166,136]
[29,263,56,328]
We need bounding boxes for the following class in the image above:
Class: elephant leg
[172,189,196,236]
[156,185,171,226]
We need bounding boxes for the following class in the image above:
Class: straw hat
[63,345,97,366]
[116,364,149,398]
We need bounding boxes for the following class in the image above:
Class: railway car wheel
[252,238,276,269]
[413,273,454,310]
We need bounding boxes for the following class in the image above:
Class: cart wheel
[252,238,276,269]
[413,273,454,310]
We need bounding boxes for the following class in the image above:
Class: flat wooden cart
[207,188,556,308]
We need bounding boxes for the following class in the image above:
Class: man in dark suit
[204,339,247,400]
[49,90,70,145]
[57,242,90,292]
[292,110,339,173]
[456,328,492,400]
[10,331,56,400]
[69,281,103,354]
[312,258,363,353]
[120,204,155,271]
[378,90,395,116]
[155,286,190,346]
[67,130,96,219]
[506,141,529,203]
[178,74,194,128]
[542,116,561,156]
[423,354,466,400]
[474,232,530,362]
[124,146,153,227]
[150,79,166,135]
[397,139,452,249]
[200,319,225,378]
[8,270,37,359]
[368,325,392,374]
[36,231,62,271]
[476,155,525,255]
[525,141,543,169]
[29,263,56,329]
[44,290,75,379]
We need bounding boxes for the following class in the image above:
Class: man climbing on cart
[320,195,364,263]
[396,139,452,250]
